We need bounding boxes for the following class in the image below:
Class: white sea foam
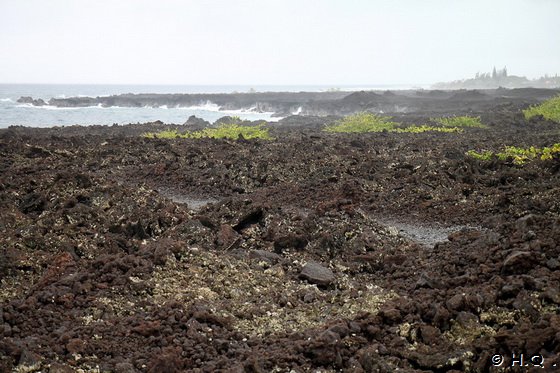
[266,116,282,122]
[180,101,221,111]
[292,106,303,115]
[222,107,276,116]
[41,106,83,111]
[17,104,82,110]
[92,104,129,109]
[181,101,276,116]
[55,94,90,98]
[24,103,133,110]
[0,98,13,102]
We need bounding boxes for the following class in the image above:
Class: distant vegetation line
[433,67,560,90]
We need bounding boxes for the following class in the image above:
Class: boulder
[300,261,335,286]
[183,115,210,128]
[502,251,536,275]
[17,96,46,106]
[249,250,282,264]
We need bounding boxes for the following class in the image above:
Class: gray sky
[1,0,559,85]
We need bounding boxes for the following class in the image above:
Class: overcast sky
[1,0,559,85]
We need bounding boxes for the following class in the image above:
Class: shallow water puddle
[377,217,472,247]
[157,188,218,211]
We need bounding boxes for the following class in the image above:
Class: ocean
[0,84,422,128]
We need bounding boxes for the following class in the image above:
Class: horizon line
[0,82,428,86]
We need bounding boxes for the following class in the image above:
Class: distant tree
[503,66,508,77]
[492,66,497,79]
[475,72,480,79]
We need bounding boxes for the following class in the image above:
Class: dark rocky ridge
[17,88,560,117]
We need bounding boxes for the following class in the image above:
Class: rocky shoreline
[18,88,560,118]
[1,94,560,372]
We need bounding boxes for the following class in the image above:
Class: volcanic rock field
[2,88,560,372]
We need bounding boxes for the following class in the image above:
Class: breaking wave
[180,101,275,116]
[292,106,303,115]
[182,101,221,111]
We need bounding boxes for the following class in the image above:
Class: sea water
[0,84,422,128]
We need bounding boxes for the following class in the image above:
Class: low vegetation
[523,95,560,122]
[393,125,463,133]
[325,112,484,134]
[143,129,183,139]
[143,123,272,140]
[324,113,397,133]
[467,143,560,165]
[466,150,494,161]
[194,123,272,140]
[432,116,486,128]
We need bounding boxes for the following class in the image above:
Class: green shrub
[466,150,493,161]
[393,125,463,133]
[523,95,560,122]
[195,123,272,140]
[541,144,560,160]
[143,123,272,140]
[324,113,488,135]
[325,113,397,133]
[433,116,486,128]
[143,129,183,139]
[466,144,560,165]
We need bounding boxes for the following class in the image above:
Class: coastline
[11,87,560,126]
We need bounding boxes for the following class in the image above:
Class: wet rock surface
[1,96,560,371]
